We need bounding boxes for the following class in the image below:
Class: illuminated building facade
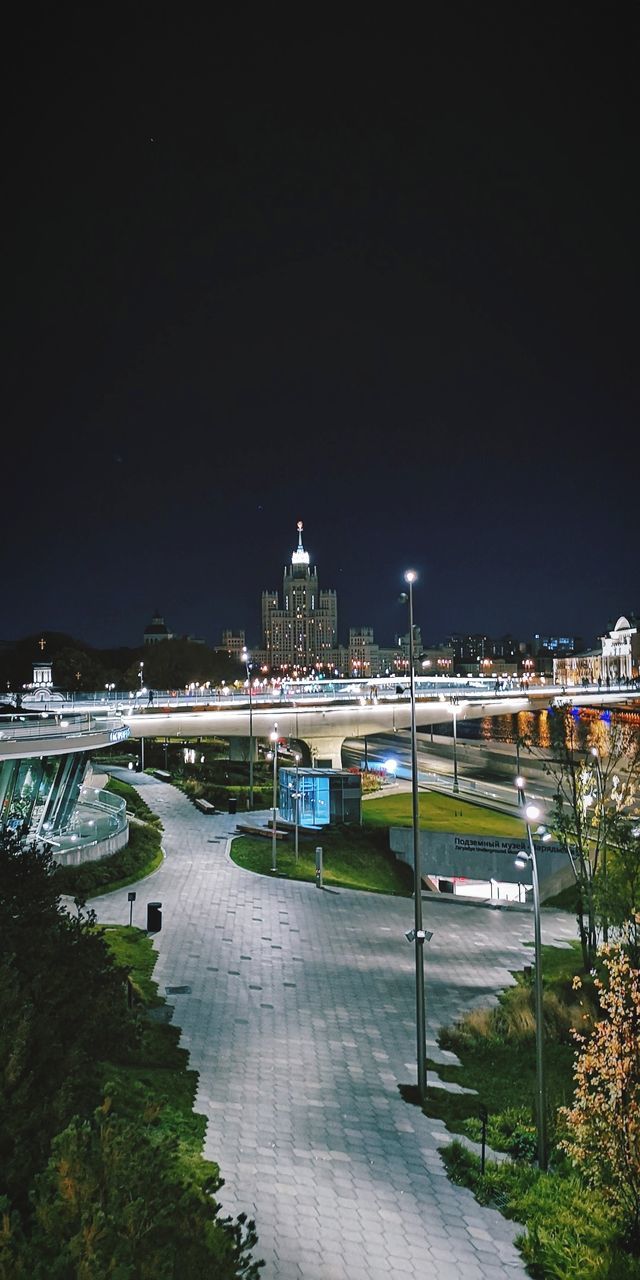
[553,615,639,686]
[262,523,338,673]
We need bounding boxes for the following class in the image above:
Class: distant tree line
[0,632,241,694]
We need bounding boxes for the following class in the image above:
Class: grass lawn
[413,940,587,1143]
[364,789,525,836]
[99,925,206,1148]
[231,824,414,894]
[231,790,527,893]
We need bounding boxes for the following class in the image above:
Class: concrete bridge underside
[124,692,565,768]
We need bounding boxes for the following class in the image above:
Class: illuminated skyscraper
[262,523,337,672]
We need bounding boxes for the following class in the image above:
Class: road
[342,731,553,814]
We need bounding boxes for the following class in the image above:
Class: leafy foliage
[9,1105,261,1279]
[559,943,640,1246]
[523,711,640,970]
[105,775,163,825]
[0,828,263,1277]
[0,833,136,1213]
[441,1140,638,1280]
[52,820,163,899]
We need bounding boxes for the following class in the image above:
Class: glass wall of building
[279,767,361,826]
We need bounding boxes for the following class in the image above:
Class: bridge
[109,683,640,768]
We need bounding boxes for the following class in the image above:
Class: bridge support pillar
[302,736,345,769]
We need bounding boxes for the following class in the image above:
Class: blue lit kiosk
[0,667,131,864]
[278,766,362,827]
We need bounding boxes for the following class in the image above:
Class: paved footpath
[92,776,577,1279]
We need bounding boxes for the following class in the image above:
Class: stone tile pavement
[91,776,577,1279]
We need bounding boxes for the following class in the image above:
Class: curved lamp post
[515,778,547,1170]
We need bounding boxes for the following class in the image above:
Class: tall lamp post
[515,778,547,1170]
[270,725,279,873]
[404,569,428,1103]
[242,648,254,810]
[591,747,607,942]
[138,661,144,690]
[450,699,460,794]
[293,751,301,860]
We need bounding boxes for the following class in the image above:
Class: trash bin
[147,902,162,933]
[228,797,237,815]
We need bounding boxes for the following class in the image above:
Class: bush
[106,777,163,827]
[53,823,163,899]
[179,779,273,811]
[442,1141,637,1280]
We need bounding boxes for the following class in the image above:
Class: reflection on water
[455,708,634,753]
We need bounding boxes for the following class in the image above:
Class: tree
[0,831,135,1212]
[52,646,108,691]
[524,709,640,970]
[560,943,640,1247]
[16,1103,262,1279]
[595,819,640,966]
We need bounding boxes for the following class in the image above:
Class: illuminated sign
[109,726,131,744]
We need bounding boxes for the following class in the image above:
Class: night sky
[3,8,638,652]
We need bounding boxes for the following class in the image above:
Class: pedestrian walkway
[92,775,577,1279]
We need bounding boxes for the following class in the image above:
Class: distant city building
[532,633,578,655]
[348,627,379,678]
[144,612,174,645]
[554,615,639,686]
[219,629,246,660]
[262,523,338,673]
[419,646,454,676]
[445,633,490,664]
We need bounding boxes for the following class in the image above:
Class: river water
[434,707,640,754]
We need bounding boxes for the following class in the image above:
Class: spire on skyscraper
[291,519,310,567]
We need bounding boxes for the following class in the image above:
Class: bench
[194,797,217,814]
[236,823,289,841]
[154,769,171,780]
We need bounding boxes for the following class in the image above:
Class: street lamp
[138,662,144,690]
[514,779,547,1170]
[293,751,301,860]
[591,747,607,942]
[404,569,427,1103]
[270,724,279,873]
[515,735,523,803]
[450,699,460,794]
[242,648,254,810]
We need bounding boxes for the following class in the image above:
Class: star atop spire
[291,520,310,567]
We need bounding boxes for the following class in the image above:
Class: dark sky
[3,6,638,652]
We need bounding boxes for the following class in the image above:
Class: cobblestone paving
[92,777,577,1279]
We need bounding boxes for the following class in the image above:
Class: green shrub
[105,776,163,827]
[53,823,162,899]
[442,1141,636,1280]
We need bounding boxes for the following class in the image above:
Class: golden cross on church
[38,636,46,652]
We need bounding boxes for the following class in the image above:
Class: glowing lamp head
[404,569,417,584]
[515,775,525,790]
[514,853,529,870]
[525,804,540,822]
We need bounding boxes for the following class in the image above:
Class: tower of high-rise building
[261,522,337,672]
